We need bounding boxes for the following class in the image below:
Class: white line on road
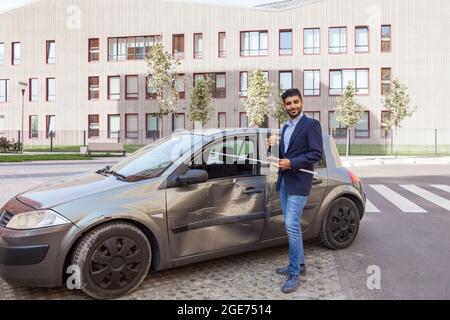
[431,185,450,193]
[369,185,427,213]
[401,185,450,211]
[365,199,381,213]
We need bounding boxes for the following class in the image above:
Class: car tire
[320,197,360,250]
[71,221,151,299]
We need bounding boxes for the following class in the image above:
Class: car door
[259,130,328,240]
[165,134,266,259]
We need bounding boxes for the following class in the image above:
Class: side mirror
[176,169,208,185]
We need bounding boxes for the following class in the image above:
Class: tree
[382,78,417,158]
[335,81,364,157]
[243,69,272,127]
[146,41,182,138]
[271,91,289,128]
[188,77,215,129]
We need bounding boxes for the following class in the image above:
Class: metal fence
[0,130,159,152]
[1,128,449,155]
[329,128,450,155]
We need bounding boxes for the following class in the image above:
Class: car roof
[183,128,272,136]
[174,128,330,140]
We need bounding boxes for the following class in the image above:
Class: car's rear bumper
[0,224,72,287]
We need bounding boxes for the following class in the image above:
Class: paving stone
[2,241,344,300]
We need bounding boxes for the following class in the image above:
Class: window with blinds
[89,38,99,62]
[125,75,139,99]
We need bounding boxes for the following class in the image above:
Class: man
[270,88,324,293]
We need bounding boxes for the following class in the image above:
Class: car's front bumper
[0,223,74,287]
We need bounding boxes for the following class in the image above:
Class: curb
[342,156,450,167]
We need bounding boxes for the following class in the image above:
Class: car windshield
[109,134,205,182]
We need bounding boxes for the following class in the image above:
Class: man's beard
[287,108,302,119]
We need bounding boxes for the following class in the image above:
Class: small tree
[335,81,364,157]
[146,41,182,138]
[188,77,215,129]
[243,69,272,127]
[383,78,417,158]
[271,91,289,128]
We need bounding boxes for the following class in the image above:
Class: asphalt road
[334,164,450,299]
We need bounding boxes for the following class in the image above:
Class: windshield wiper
[96,165,111,175]
[105,170,127,180]
[96,166,127,180]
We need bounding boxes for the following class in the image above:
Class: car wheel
[71,221,151,299]
[320,197,360,250]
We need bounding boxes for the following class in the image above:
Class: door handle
[242,187,264,195]
[312,178,323,185]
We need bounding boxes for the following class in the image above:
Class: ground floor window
[88,115,99,138]
[172,113,185,131]
[0,116,4,135]
[239,112,249,128]
[29,115,39,138]
[108,114,120,139]
[218,112,226,128]
[146,114,159,139]
[329,111,347,139]
[355,111,370,138]
[381,111,392,138]
[46,115,56,138]
[125,114,139,139]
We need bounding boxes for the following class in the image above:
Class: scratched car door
[165,134,266,258]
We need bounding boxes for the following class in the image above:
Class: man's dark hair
[281,88,303,103]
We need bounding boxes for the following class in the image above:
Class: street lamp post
[19,82,28,153]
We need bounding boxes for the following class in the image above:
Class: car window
[328,136,342,168]
[190,135,259,180]
[206,138,255,165]
[315,156,327,168]
[110,134,204,182]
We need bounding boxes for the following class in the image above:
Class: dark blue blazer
[276,115,324,196]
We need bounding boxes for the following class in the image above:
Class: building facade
[0,0,449,147]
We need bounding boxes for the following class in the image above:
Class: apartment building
[0,0,449,146]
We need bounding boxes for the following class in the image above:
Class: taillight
[345,168,360,183]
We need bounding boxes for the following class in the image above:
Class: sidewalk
[0,156,122,166]
[341,155,450,167]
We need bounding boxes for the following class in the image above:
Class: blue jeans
[279,177,308,276]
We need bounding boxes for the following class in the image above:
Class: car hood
[17,173,127,209]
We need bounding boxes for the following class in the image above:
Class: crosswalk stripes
[368,184,428,213]
[365,199,380,213]
[401,185,450,211]
[365,184,450,213]
[431,185,450,193]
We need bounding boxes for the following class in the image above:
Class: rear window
[316,156,326,169]
[329,137,342,168]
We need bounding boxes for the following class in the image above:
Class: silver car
[0,129,365,299]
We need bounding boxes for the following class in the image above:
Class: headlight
[6,210,71,230]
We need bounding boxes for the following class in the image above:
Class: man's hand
[278,159,292,171]
[266,135,279,147]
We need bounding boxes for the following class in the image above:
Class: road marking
[365,199,381,213]
[369,185,427,213]
[401,185,450,211]
[431,185,450,193]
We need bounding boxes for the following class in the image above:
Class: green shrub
[0,137,22,153]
